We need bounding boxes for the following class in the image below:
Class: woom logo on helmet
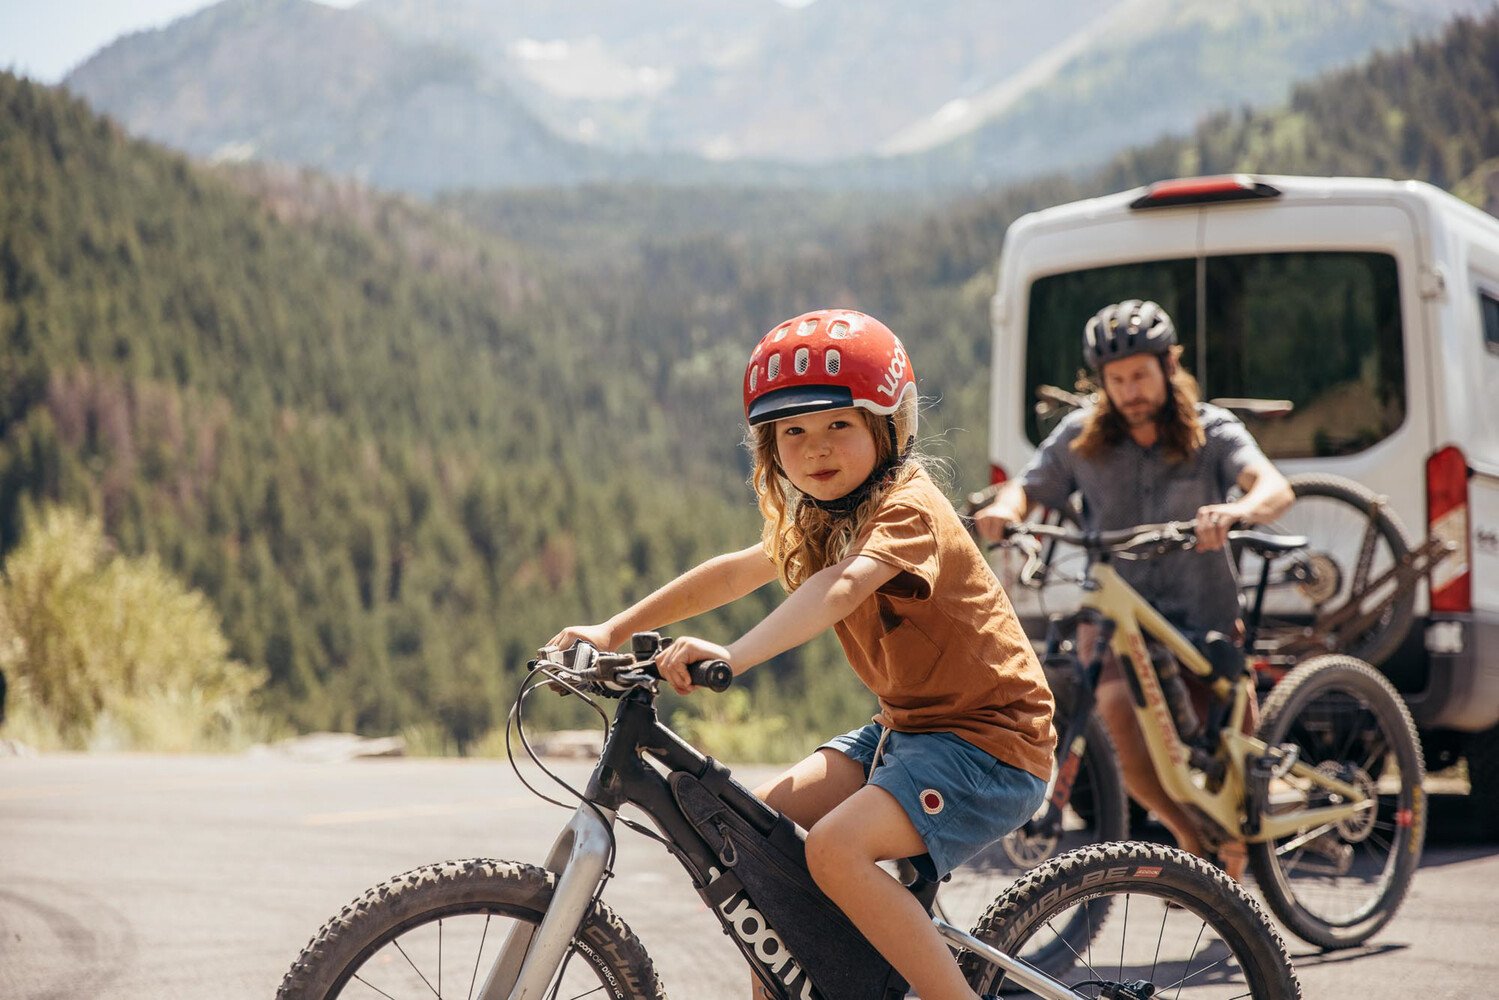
[877,342,909,399]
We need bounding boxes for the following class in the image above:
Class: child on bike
[551,309,1055,1000]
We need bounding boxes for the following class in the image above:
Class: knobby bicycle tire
[961,842,1302,999]
[940,710,1128,981]
[276,859,665,1000]
[1250,474,1416,668]
[1248,654,1426,949]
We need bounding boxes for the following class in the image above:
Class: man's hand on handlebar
[972,499,1024,544]
[655,635,732,695]
[1193,502,1247,553]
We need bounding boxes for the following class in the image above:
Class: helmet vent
[796,318,818,337]
[773,324,791,343]
[749,366,758,392]
[825,349,841,375]
[767,353,781,381]
[828,320,850,339]
[794,347,810,375]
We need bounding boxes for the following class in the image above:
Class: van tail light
[1128,175,1281,210]
[1426,445,1472,613]
[990,463,1009,486]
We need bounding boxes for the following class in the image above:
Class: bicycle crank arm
[933,918,1090,1000]
[479,803,617,1000]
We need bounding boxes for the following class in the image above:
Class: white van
[986,174,1499,820]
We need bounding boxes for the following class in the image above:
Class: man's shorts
[820,723,1046,881]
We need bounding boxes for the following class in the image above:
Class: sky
[0,0,821,85]
[0,0,359,84]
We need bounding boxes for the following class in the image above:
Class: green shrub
[0,505,267,750]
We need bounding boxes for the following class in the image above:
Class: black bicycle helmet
[1082,299,1177,370]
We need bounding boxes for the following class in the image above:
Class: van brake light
[1426,445,1471,613]
[1129,175,1282,210]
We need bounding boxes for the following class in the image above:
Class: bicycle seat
[1229,529,1307,555]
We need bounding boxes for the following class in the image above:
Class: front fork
[1027,615,1109,840]
[477,803,617,1000]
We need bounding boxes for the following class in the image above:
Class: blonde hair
[750,395,922,591]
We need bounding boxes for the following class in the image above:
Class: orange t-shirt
[831,470,1056,781]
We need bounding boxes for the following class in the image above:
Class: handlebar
[993,520,1307,588]
[529,636,734,695]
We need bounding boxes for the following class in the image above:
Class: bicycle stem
[479,802,617,1000]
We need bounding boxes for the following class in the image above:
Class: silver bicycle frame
[477,802,617,1000]
[934,920,1088,1000]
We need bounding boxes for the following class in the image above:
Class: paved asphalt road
[3,750,1496,999]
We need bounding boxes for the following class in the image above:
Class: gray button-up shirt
[1019,402,1264,635]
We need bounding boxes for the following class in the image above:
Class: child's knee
[804,819,857,888]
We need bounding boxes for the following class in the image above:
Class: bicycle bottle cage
[670,771,905,1000]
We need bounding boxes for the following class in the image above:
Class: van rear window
[1024,252,1405,458]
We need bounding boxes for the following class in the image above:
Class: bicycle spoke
[351,974,403,1000]
[1276,821,1338,856]
[556,986,607,1000]
[1169,918,1206,1000]
[1160,946,1230,994]
[1149,900,1168,986]
[1045,914,1104,982]
[466,914,491,1000]
[393,938,443,999]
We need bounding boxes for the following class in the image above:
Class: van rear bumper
[1403,611,1499,733]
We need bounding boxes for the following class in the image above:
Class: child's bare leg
[746,749,867,999]
[753,748,867,828]
[805,785,980,1000]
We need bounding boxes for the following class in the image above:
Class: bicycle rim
[278,861,660,1000]
[1248,656,1425,948]
[332,906,621,999]
[963,843,1300,999]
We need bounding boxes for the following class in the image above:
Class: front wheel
[1247,654,1426,949]
[960,842,1302,998]
[277,859,665,1000]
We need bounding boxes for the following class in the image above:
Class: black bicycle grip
[689,659,734,692]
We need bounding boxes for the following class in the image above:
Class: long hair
[750,395,921,591]
[1072,346,1205,463]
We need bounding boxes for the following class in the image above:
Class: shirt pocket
[876,617,943,696]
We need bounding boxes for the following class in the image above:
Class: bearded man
[975,298,1293,875]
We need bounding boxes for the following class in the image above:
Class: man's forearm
[1236,467,1294,524]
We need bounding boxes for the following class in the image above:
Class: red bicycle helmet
[743,309,916,428]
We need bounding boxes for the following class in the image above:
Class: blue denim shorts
[821,724,1046,881]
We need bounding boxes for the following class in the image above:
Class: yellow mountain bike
[947,518,1425,964]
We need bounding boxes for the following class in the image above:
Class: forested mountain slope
[2,8,1496,753]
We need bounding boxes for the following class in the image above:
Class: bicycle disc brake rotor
[1296,552,1343,605]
